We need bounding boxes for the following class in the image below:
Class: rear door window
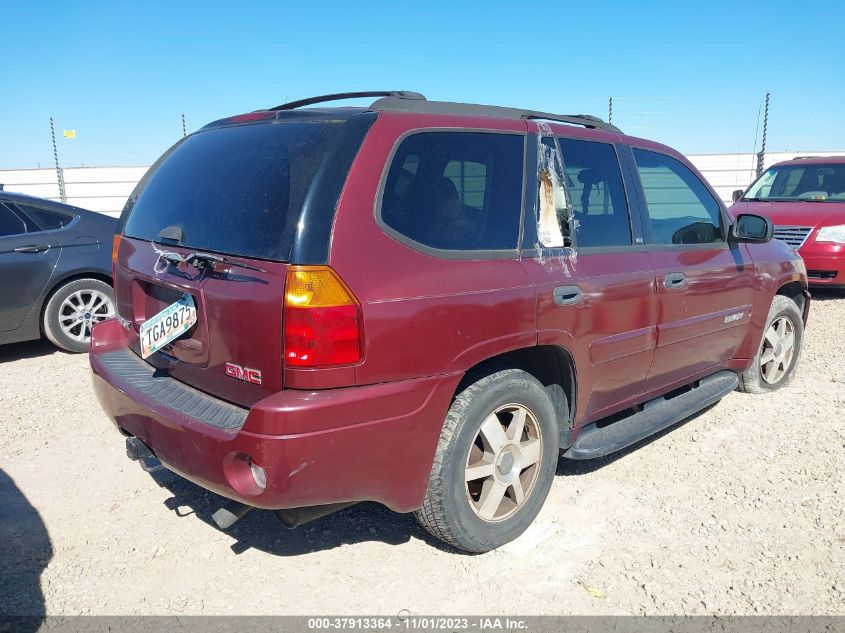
[121,120,347,261]
[558,138,631,247]
[632,149,725,246]
[0,203,32,236]
[380,132,524,253]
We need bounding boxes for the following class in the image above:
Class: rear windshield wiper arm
[155,250,266,273]
[156,250,188,267]
[185,251,267,273]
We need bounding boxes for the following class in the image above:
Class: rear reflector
[112,234,121,280]
[284,266,362,368]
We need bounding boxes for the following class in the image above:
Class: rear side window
[380,132,524,252]
[122,121,345,261]
[17,204,72,230]
[632,149,725,245]
[559,138,631,247]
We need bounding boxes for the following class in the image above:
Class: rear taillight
[283,266,362,368]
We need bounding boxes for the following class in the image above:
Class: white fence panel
[62,166,149,184]
[64,181,138,198]
[0,168,62,201]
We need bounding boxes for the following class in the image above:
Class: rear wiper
[185,251,267,273]
[157,225,184,242]
[155,250,266,273]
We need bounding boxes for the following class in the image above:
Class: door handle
[663,272,687,289]
[553,285,582,306]
[14,244,51,254]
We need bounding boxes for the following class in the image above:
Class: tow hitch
[125,436,165,473]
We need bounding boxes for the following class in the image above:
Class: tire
[737,295,804,394]
[42,278,116,353]
[414,369,560,553]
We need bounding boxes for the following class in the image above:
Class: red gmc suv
[90,91,810,552]
[731,156,845,288]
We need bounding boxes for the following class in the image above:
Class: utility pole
[181,113,187,137]
[50,117,66,203]
[756,93,770,177]
[608,96,613,125]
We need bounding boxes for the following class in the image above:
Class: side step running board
[563,371,738,460]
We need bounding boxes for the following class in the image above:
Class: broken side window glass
[536,136,572,248]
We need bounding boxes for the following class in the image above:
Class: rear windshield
[121,120,344,261]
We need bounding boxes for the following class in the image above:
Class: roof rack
[790,156,822,160]
[270,91,425,111]
[269,91,620,133]
[370,95,621,133]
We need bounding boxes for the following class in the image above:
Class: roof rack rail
[269,91,619,132]
[368,96,621,133]
[270,91,425,111]
[790,156,821,160]
[524,112,620,132]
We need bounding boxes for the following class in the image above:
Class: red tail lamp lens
[284,267,362,368]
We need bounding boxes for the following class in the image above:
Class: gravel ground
[1,292,843,616]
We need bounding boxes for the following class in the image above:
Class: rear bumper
[90,319,461,512]
[799,242,845,287]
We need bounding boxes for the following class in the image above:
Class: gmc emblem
[225,363,262,385]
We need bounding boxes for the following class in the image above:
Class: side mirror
[731,213,773,243]
[732,189,744,202]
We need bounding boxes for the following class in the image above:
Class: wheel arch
[452,344,577,449]
[775,279,808,320]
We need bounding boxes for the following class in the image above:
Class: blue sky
[2,1,843,169]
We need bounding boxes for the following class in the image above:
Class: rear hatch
[114,111,372,407]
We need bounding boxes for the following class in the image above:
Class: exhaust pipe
[274,502,357,529]
[211,500,253,529]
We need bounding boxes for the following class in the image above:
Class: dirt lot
[1,292,843,617]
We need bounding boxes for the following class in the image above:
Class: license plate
[139,294,197,358]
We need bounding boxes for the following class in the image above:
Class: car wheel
[738,295,804,394]
[42,278,116,353]
[414,369,560,553]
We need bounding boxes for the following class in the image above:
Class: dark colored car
[731,157,845,288]
[0,191,117,352]
[90,91,809,552]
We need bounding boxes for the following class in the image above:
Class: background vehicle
[732,157,845,288]
[0,191,117,352]
[91,91,809,553]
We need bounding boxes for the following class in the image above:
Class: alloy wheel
[760,316,795,385]
[58,289,115,343]
[464,403,543,522]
